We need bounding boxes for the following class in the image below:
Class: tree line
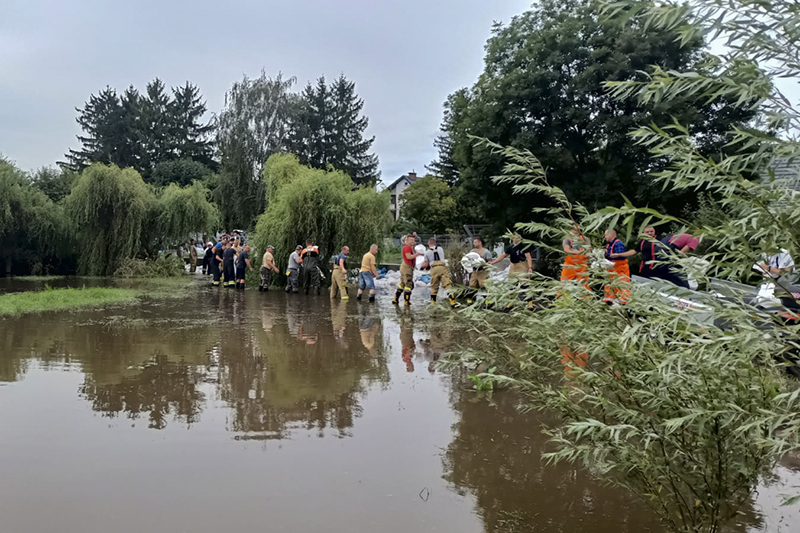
[398,0,759,236]
[59,71,379,231]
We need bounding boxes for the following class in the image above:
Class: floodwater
[0,279,797,533]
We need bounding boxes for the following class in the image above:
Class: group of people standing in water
[194,225,746,306]
[202,234,254,289]
[561,225,702,303]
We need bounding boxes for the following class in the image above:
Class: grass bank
[0,287,138,317]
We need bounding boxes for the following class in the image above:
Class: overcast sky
[0,0,531,183]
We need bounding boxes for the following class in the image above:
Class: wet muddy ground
[0,277,797,532]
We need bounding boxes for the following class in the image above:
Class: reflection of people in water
[399,318,416,372]
[261,308,275,333]
[286,298,318,345]
[419,323,451,374]
[358,307,380,355]
[331,300,348,345]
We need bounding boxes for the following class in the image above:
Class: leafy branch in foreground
[452,0,800,529]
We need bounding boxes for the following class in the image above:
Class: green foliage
[65,164,155,276]
[151,159,213,188]
[431,0,757,233]
[29,166,78,202]
[288,74,380,186]
[114,255,186,279]
[0,160,71,276]
[451,0,800,527]
[253,154,391,283]
[458,136,800,533]
[63,79,215,179]
[398,175,457,233]
[0,287,138,317]
[155,181,219,246]
[215,71,297,230]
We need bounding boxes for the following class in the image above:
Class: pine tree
[63,78,216,182]
[288,75,379,186]
[329,74,379,186]
[63,87,123,171]
[170,82,215,169]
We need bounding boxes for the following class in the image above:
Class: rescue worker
[491,234,534,308]
[422,237,455,307]
[331,246,350,300]
[491,234,533,277]
[235,244,253,290]
[210,242,223,286]
[394,235,420,306]
[285,245,303,293]
[561,224,589,286]
[223,241,236,288]
[202,242,213,275]
[259,245,279,292]
[189,239,198,273]
[357,244,380,302]
[604,229,631,303]
[301,239,321,295]
[611,227,685,288]
[466,237,493,304]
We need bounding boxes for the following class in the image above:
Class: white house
[386,171,418,220]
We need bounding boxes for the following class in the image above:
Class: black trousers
[210,260,221,282]
[223,260,235,283]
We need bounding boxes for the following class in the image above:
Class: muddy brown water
[0,279,797,532]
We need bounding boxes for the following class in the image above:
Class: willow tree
[65,163,155,276]
[452,0,800,530]
[0,159,69,275]
[155,181,219,250]
[253,154,391,283]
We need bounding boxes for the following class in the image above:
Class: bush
[114,255,186,278]
[253,154,392,285]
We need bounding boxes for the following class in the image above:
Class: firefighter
[422,237,455,307]
[466,237,493,304]
[301,239,321,295]
[331,246,350,300]
[393,235,420,306]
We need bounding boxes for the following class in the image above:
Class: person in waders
[357,244,380,302]
[202,242,213,275]
[223,241,236,288]
[260,245,279,292]
[211,242,223,286]
[422,237,455,307]
[236,244,254,289]
[466,237,493,304]
[301,239,321,295]
[331,246,350,300]
[286,245,303,293]
[394,235,420,306]
[604,229,630,304]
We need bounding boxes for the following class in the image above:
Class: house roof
[386,174,417,191]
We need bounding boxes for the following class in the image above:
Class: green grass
[0,287,139,317]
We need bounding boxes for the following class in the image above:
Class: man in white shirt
[756,249,795,279]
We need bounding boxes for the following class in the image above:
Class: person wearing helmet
[260,245,280,292]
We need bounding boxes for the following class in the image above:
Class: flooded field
[0,279,796,532]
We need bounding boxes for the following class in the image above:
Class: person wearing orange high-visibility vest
[560,225,589,287]
[603,229,630,303]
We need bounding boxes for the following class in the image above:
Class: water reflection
[0,290,388,438]
[0,285,793,533]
